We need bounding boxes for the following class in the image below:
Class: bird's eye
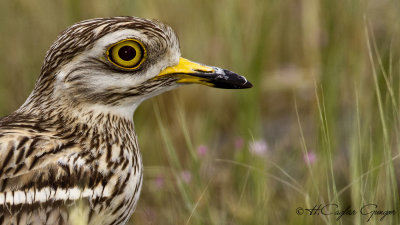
[107,39,146,69]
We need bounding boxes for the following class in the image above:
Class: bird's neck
[14,98,138,137]
[9,101,139,171]
[18,93,139,122]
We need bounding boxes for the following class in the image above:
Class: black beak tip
[242,80,253,89]
[221,69,253,89]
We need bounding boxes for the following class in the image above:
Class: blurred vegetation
[1,0,400,224]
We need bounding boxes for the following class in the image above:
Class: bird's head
[22,17,252,118]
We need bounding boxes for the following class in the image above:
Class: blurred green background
[1,0,400,224]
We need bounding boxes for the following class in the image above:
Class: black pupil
[118,46,136,61]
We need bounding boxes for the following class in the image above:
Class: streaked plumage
[0,16,252,225]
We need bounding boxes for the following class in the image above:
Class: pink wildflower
[197,145,208,156]
[234,137,244,149]
[304,152,317,165]
[180,170,192,183]
[249,139,268,156]
[154,176,165,188]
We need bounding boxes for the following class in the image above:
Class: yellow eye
[107,39,146,69]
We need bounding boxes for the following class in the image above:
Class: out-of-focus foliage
[1,0,400,224]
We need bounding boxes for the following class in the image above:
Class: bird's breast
[0,113,144,225]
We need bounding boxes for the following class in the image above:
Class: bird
[0,16,252,225]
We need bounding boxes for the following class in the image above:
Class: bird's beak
[154,57,253,89]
